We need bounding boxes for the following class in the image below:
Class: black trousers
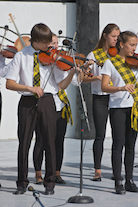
[110,107,137,182]
[33,109,67,172]
[92,94,109,169]
[17,95,57,189]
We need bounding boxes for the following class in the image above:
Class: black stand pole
[28,186,45,207]
[64,42,93,203]
[32,192,45,207]
[68,113,94,204]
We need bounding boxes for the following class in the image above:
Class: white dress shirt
[6,45,69,96]
[101,59,138,108]
[86,51,108,95]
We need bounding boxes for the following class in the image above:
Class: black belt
[42,93,52,97]
[22,93,52,98]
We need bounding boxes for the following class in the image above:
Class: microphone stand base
[68,195,94,204]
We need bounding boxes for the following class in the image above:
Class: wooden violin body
[108,47,118,57]
[126,55,138,69]
[38,48,93,77]
[38,48,74,71]
[0,44,17,58]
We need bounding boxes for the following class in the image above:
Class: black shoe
[55,176,66,184]
[0,183,1,188]
[45,187,54,195]
[92,176,101,181]
[13,187,26,195]
[115,181,126,195]
[125,180,138,192]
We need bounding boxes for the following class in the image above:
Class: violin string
[41,49,64,91]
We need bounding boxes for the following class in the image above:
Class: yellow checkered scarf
[33,53,40,98]
[93,48,109,65]
[58,89,73,125]
[93,48,113,85]
[110,54,138,131]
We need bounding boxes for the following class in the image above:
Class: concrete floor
[0,137,138,207]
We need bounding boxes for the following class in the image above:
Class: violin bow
[35,49,62,107]
[68,31,77,56]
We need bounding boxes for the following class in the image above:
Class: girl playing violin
[83,23,120,181]
[101,31,138,194]
[33,33,75,185]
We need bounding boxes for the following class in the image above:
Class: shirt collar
[29,44,40,55]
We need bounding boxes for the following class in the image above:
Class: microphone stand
[32,192,45,207]
[28,186,45,207]
[67,43,94,204]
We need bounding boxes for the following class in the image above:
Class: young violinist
[0,54,7,188]
[101,31,138,194]
[5,23,82,195]
[83,23,120,181]
[33,33,74,185]
[0,55,6,124]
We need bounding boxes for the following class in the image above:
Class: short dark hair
[30,23,52,43]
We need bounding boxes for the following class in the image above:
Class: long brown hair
[94,23,120,50]
[30,23,52,44]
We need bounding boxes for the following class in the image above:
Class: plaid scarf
[93,48,109,65]
[93,48,113,85]
[110,54,138,131]
[58,89,73,125]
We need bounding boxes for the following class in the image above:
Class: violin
[38,48,93,77]
[9,13,30,51]
[108,47,118,57]
[126,54,138,69]
[0,24,17,58]
[108,46,138,69]
[0,44,17,58]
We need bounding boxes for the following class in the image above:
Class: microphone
[28,186,39,194]
[4,25,9,30]
[28,186,45,206]
[62,39,74,47]
[58,30,62,35]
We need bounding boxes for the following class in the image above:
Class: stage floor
[0,137,138,207]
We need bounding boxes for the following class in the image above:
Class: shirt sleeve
[0,55,9,78]
[101,59,112,77]
[6,52,21,81]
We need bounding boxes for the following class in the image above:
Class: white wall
[1,2,138,139]
[100,3,138,137]
[0,1,76,139]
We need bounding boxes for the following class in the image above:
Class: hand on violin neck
[70,65,82,74]
[84,59,94,69]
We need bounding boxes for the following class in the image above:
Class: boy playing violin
[6,23,82,195]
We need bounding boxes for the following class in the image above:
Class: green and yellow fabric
[33,52,40,98]
[110,54,138,131]
[58,89,73,125]
[93,48,113,86]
